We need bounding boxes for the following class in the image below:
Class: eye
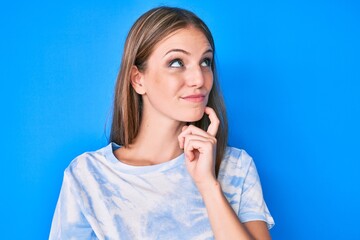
[169,59,184,68]
[201,58,212,67]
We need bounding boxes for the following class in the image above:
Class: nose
[186,66,205,88]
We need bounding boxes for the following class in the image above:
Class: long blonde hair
[110,6,228,175]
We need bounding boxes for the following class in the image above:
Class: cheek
[148,74,182,100]
[157,74,184,92]
[205,72,214,90]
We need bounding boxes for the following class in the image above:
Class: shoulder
[219,146,254,174]
[218,146,258,186]
[64,144,111,179]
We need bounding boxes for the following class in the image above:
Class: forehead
[152,27,212,54]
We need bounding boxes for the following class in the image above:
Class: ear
[130,65,146,95]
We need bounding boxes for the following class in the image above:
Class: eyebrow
[163,48,213,57]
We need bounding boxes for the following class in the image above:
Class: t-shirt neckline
[104,142,185,175]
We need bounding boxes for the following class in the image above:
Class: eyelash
[168,58,212,68]
[168,58,184,68]
[201,58,212,67]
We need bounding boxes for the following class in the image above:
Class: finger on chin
[205,107,220,136]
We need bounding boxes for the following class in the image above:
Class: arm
[198,179,271,240]
[178,107,271,240]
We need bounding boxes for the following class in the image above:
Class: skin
[114,27,271,240]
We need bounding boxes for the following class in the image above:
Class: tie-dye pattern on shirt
[49,143,274,240]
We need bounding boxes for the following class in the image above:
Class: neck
[126,114,186,164]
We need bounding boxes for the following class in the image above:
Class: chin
[182,117,202,123]
[181,110,205,123]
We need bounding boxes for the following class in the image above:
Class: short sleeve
[238,153,275,229]
[49,170,98,240]
[219,148,275,230]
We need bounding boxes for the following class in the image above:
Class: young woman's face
[139,27,214,123]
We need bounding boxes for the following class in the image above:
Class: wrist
[196,178,221,196]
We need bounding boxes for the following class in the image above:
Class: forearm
[198,181,254,240]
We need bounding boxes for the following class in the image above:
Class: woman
[50,6,274,240]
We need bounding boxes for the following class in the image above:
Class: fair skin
[115,27,271,240]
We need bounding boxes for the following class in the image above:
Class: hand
[178,107,220,189]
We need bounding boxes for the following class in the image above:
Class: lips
[181,94,206,103]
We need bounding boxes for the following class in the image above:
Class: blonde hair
[110,6,228,175]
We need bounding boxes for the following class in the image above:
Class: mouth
[181,94,206,103]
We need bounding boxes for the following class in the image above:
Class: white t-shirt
[50,143,274,240]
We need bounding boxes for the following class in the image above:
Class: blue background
[1,0,359,239]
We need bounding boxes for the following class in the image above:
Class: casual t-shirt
[49,143,274,240]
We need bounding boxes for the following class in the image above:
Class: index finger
[205,107,220,136]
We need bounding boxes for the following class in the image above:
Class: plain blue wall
[1,0,359,239]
